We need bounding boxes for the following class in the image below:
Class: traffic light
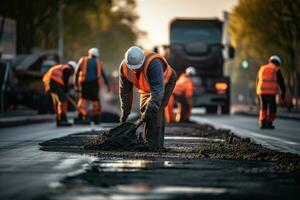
[241,60,249,70]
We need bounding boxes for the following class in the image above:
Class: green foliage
[229,0,300,83]
[0,0,138,71]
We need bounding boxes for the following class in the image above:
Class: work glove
[281,93,285,101]
[120,113,129,123]
[141,111,153,122]
[107,85,111,93]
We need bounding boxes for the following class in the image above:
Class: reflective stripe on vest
[256,63,279,95]
[43,64,70,86]
[78,56,102,85]
[122,50,173,93]
[173,73,193,97]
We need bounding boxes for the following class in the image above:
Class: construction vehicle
[167,19,234,114]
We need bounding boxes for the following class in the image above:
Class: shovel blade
[109,122,134,136]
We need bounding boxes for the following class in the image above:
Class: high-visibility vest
[43,64,71,91]
[256,63,279,95]
[173,73,193,97]
[78,56,102,85]
[122,50,173,93]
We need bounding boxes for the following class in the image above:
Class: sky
[135,0,238,48]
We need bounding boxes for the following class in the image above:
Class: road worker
[74,48,110,124]
[165,66,195,123]
[256,55,286,129]
[119,46,177,150]
[43,61,76,126]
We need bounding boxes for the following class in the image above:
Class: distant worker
[165,66,195,123]
[74,48,110,124]
[256,55,286,129]
[119,46,177,149]
[43,61,76,126]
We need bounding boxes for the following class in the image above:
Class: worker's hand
[120,113,129,123]
[107,86,111,93]
[141,111,153,122]
[74,85,80,93]
[281,93,285,101]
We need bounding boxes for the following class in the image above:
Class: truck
[167,18,234,114]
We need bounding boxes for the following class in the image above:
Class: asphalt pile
[83,123,300,172]
[84,123,145,151]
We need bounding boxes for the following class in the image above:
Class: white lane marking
[191,116,300,154]
[165,136,224,142]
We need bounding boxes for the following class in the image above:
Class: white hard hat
[88,48,100,57]
[269,55,281,65]
[125,46,145,70]
[68,60,77,70]
[185,66,196,75]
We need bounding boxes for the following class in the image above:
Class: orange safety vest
[43,64,71,91]
[122,50,173,93]
[78,56,102,85]
[256,63,279,95]
[173,73,193,97]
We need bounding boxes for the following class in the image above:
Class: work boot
[93,115,101,125]
[57,114,72,127]
[74,114,90,124]
[266,121,275,129]
[259,120,267,129]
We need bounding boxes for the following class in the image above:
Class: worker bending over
[165,66,195,122]
[74,48,110,124]
[119,46,177,149]
[43,61,76,126]
[256,55,286,129]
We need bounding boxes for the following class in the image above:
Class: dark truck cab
[168,19,233,114]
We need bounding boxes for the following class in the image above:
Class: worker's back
[173,73,193,97]
[257,63,279,95]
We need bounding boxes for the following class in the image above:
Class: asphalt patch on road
[40,123,300,172]
[39,122,300,199]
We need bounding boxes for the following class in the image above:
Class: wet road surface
[192,114,300,154]
[0,115,300,199]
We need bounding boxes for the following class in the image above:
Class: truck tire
[206,106,217,114]
[221,104,230,114]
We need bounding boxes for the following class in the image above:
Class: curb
[0,117,53,128]
[234,111,300,122]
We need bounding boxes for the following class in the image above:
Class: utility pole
[58,0,64,62]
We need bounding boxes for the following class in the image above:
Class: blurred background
[0,0,299,115]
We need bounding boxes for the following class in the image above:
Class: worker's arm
[277,68,286,100]
[63,68,73,93]
[101,67,111,92]
[74,58,83,87]
[119,64,133,122]
[146,58,164,114]
[185,77,194,98]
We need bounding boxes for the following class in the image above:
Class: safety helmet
[125,46,145,70]
[185,66,196,75]
[67,60,77,70]
[88,48,100,57]
[269,55,281,65]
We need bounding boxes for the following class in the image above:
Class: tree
[229,0,300,101]
[0,0,139,71]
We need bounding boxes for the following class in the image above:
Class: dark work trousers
[140,70,177,148]
[258,94,277,122]
[78,81,101,118]
[174,94,190,122]
[49,81,68,121]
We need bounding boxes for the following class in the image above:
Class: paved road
[192,114,300,155]
[0,122,103,200]
[0,114,299,199]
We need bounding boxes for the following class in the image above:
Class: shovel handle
[134,119,144,128]
[67,96,81,113]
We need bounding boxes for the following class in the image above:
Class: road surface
[191,114,300,155]
[0,114,299,199]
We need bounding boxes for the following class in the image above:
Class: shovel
[108,119,144,140]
